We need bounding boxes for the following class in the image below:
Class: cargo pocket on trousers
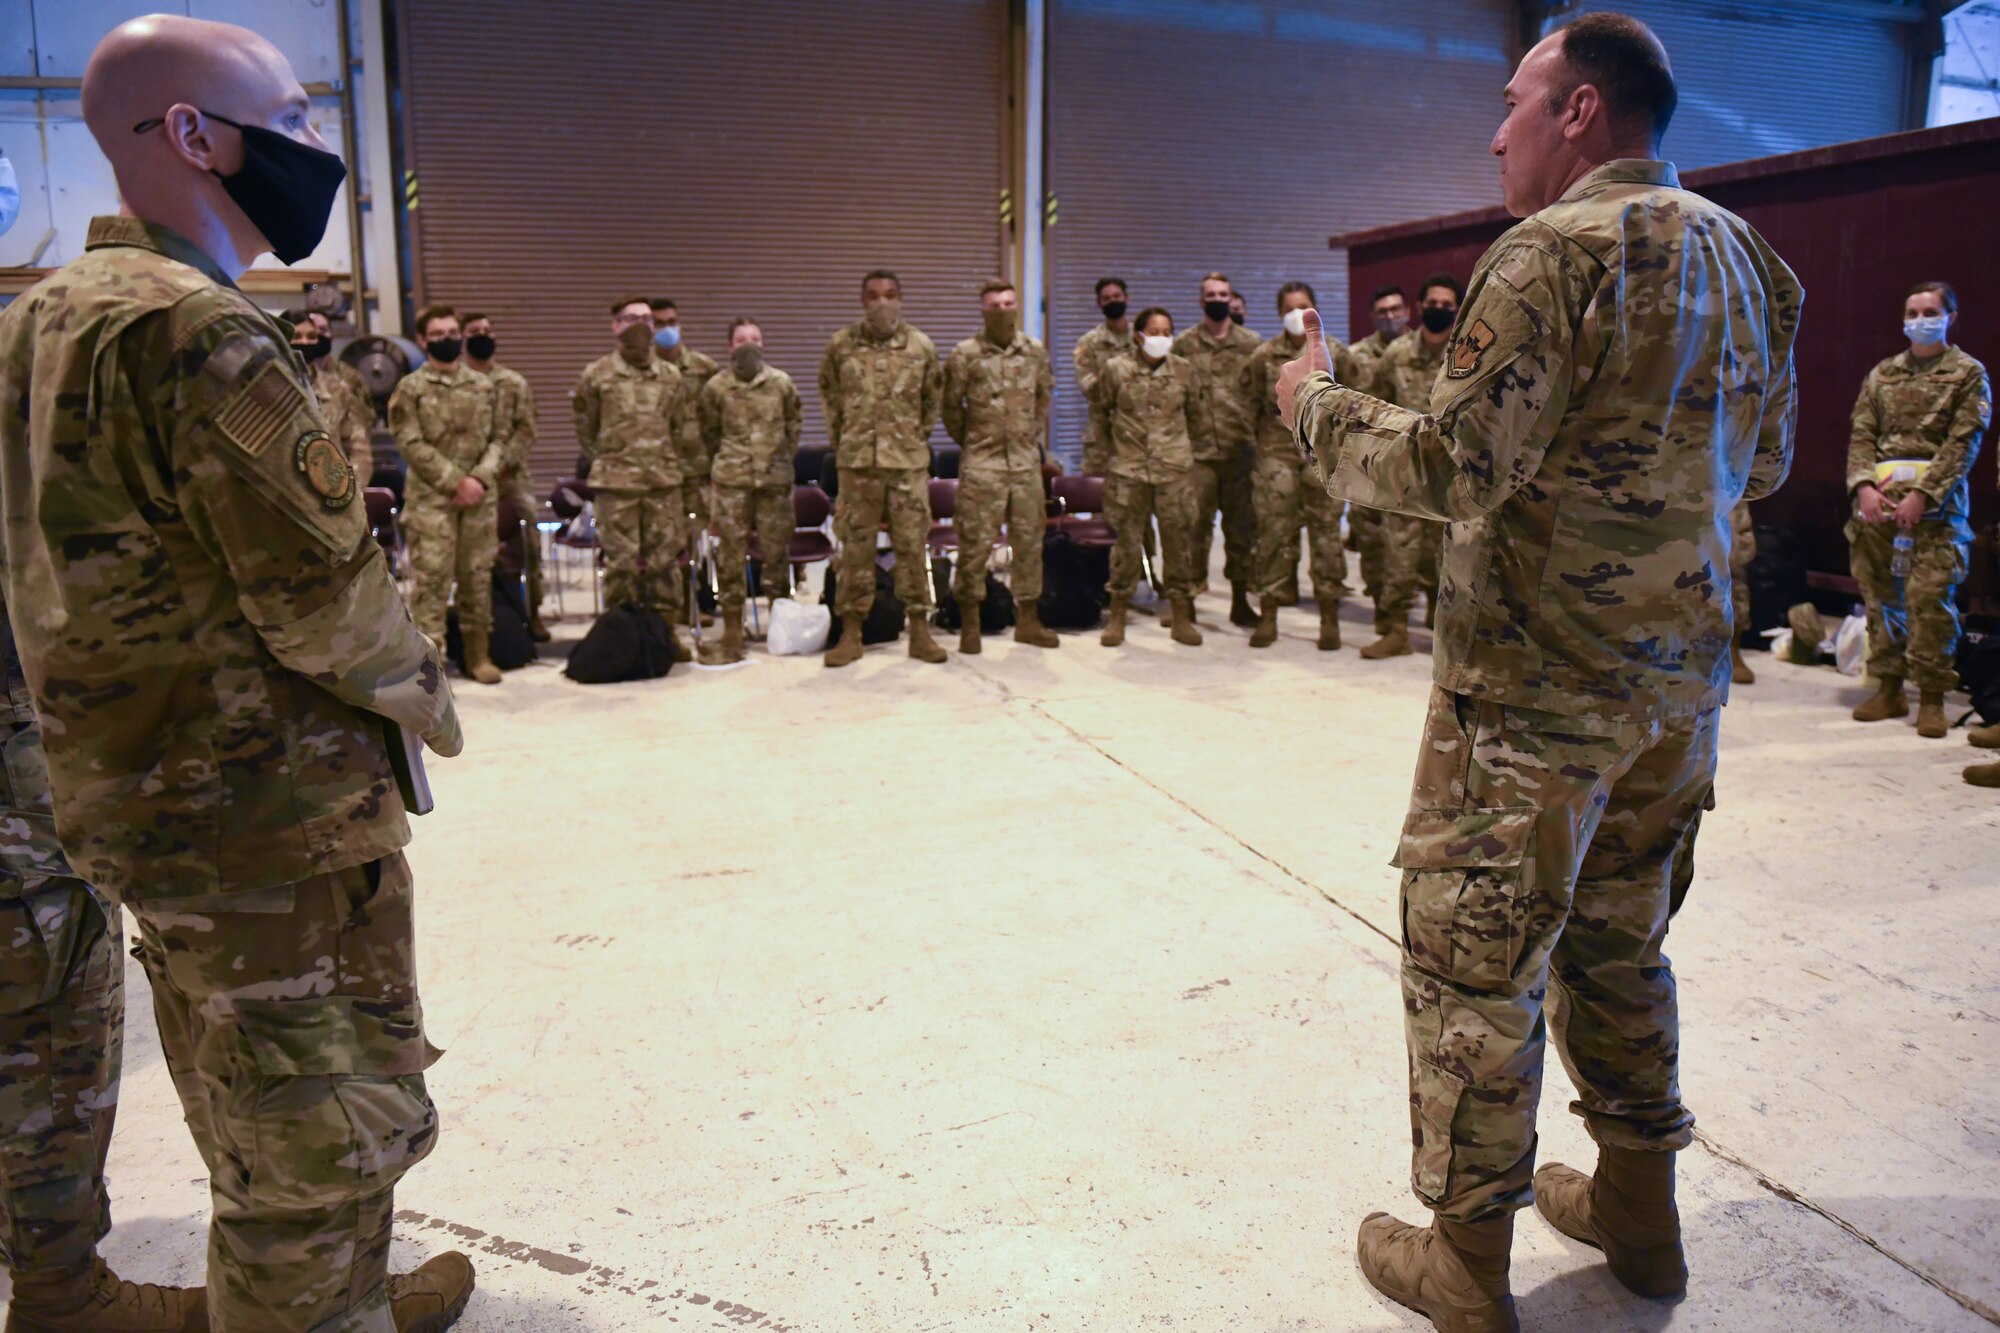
[1394,805,1536,993]
[228,995,442,1211]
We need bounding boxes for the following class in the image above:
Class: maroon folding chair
[789,484,835,566]
[1048,474,1114,548]
[548,477,602,616]
[362,486,405,579]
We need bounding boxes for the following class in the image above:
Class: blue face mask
[1903,315,1948,347]
[653,325,682,351]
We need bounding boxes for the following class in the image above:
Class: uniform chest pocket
[1394,805,1536,993]
[619,383,663,432]
[417,390,451,440]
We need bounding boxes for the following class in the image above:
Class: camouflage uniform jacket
[309,357,373,462]
[483,360,538,484]
[0,216,461,902]
[819,321,942,472]
[1245,331,1361,459]
[1349,327,1399,383]
[1073,322,1133,401]
[571,350,699,492]
[1374,328,1451,411]
[664,346,721,476]
[1292,159,1803,718]
[388,361,502,504]
[1172,321,1261,460]
[701,366,803,489]
[0,605,69,889]
[1092,353,1200,483]
[1845,345,1990,541]
[943,330,1053,474]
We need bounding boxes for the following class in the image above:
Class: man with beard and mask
[700,318,802,662]
[1280,13,1800,1325]
[1358,272,1461,659]
[1347,285,1413,608]
[0,14,473,1330]
[1243,281,1363,652]
[574,297,702,647]
[286,303,373,486]
[1174,271,1262,629]
[818,268,948,668]
[1073,277,1134,477]
[463,312,550,640]
[649,298,721,621]
[942,279,1060,654]
[390,304,506,685]
[1227,289,1252,331]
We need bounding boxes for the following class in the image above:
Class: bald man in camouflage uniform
[1845,294,1991,738]
[1285,92,1802,1323]
[701,321,802,662]
[943,281,1060,653]
[1175,274,1263,627]
[1,212,469,1331]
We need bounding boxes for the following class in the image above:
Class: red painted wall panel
[1336,121,2000,583]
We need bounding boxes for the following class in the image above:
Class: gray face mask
[732,344,764,379]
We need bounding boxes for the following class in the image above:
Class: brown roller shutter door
[395,0,1008,490]
[1045,0,1516,467]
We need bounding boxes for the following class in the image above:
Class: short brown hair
[461,311,489,325]
[649,298,677,313]
[1276,280,1317,312]
[1907,281,1958,314]
[728,317,762,336]
[1552,13,1677,147]
[979,279,1016,299]
[1199,271,1230,288]
[414,304,457,335]
[609,296,649,315]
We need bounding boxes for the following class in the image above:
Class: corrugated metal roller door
[1045,0,1517,467]
[397,0,1007,489]
[1585,2,1909,170]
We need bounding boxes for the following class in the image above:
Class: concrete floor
[13,558,2000,1331]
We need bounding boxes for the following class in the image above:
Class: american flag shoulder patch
[213,363,306,459]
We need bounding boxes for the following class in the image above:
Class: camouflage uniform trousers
[1,720,121,1274]
[1252,454,1348,605]
[1731,520,1757,631]
[403,494,497,644]
[714,483,795,610]
[1395,687,1714,1224]
[128,853,437,1333]
[1188,445,1255,589]
[832,466,934,619]
[1847,518,1967,693]
[501,469,545,617]
[597,486,688,618]
[1349,504,1389,608]
[954,467,1046,607]
[683,478,712,540]
[1380,512,1443,622]
[1105,472,1199,603]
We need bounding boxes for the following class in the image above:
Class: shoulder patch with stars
[295,430,356,508]
[1447,319,1497,379]
[214,361,307,458]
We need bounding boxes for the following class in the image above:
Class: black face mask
[136,109,348,266]
[1204,300,1232,323]
[466,334,496,360]
[427,338,462,364]
[1229,310,1245,325]
[1101,300,1127,322]
[295,338,332,363]
[1421,306,1457,334]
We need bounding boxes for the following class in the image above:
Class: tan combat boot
[1969,722,2000,749]
[389,1251,476,1333]
[1851,677,1907,722]
[714,605,745,664]
[1170,597,1204,647]
[959,605,983,655]
[1965,759,2000,788]
[1361,623,1413,660]
[1318,602,1342,651]
[1356,1213,1518,1333]
[3,1257,206,1332]
[907,612,948,663]
[1248,596,1279,649]
[1535,1145,1686,1298]
[823,617,864,668]
[1278,571,1301,607]
[1731,642,1756,685]
[1101,598,1128,648]
[1229,582,1258,628]
[1917,690,1948,739]
[461,631,502,685]
[1014,603,1059,648]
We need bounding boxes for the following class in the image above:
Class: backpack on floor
[1955,632,2000,725]
[446,571,538,672]
[820,564,905,643]
[565,604,677,683]
[1038,530,1108,629]
[1745,522,1807,643]
[932,562,1016,633]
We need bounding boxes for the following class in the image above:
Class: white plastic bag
[1834,612,1868,676]
[767,598,831,656]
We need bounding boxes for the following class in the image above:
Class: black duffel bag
[565,604,677,683]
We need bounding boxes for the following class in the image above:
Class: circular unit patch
[295,430,356,509]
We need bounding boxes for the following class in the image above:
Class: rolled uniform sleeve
[941,346,971,447]
[1293,242,1576,523]
[507,375,539,477]
[782,374,804,453]
[160,316,461,756]
[818,342,845,451]
[920,342,944,441]
[670,372,704,479]
[572,371,602,466]
[389,375,463,494]
[1915,367,1992,509]
[469,400,505,491]
[1846,372,1883,497]
[1035,346,1053,457]
[1748,263,1801,502]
